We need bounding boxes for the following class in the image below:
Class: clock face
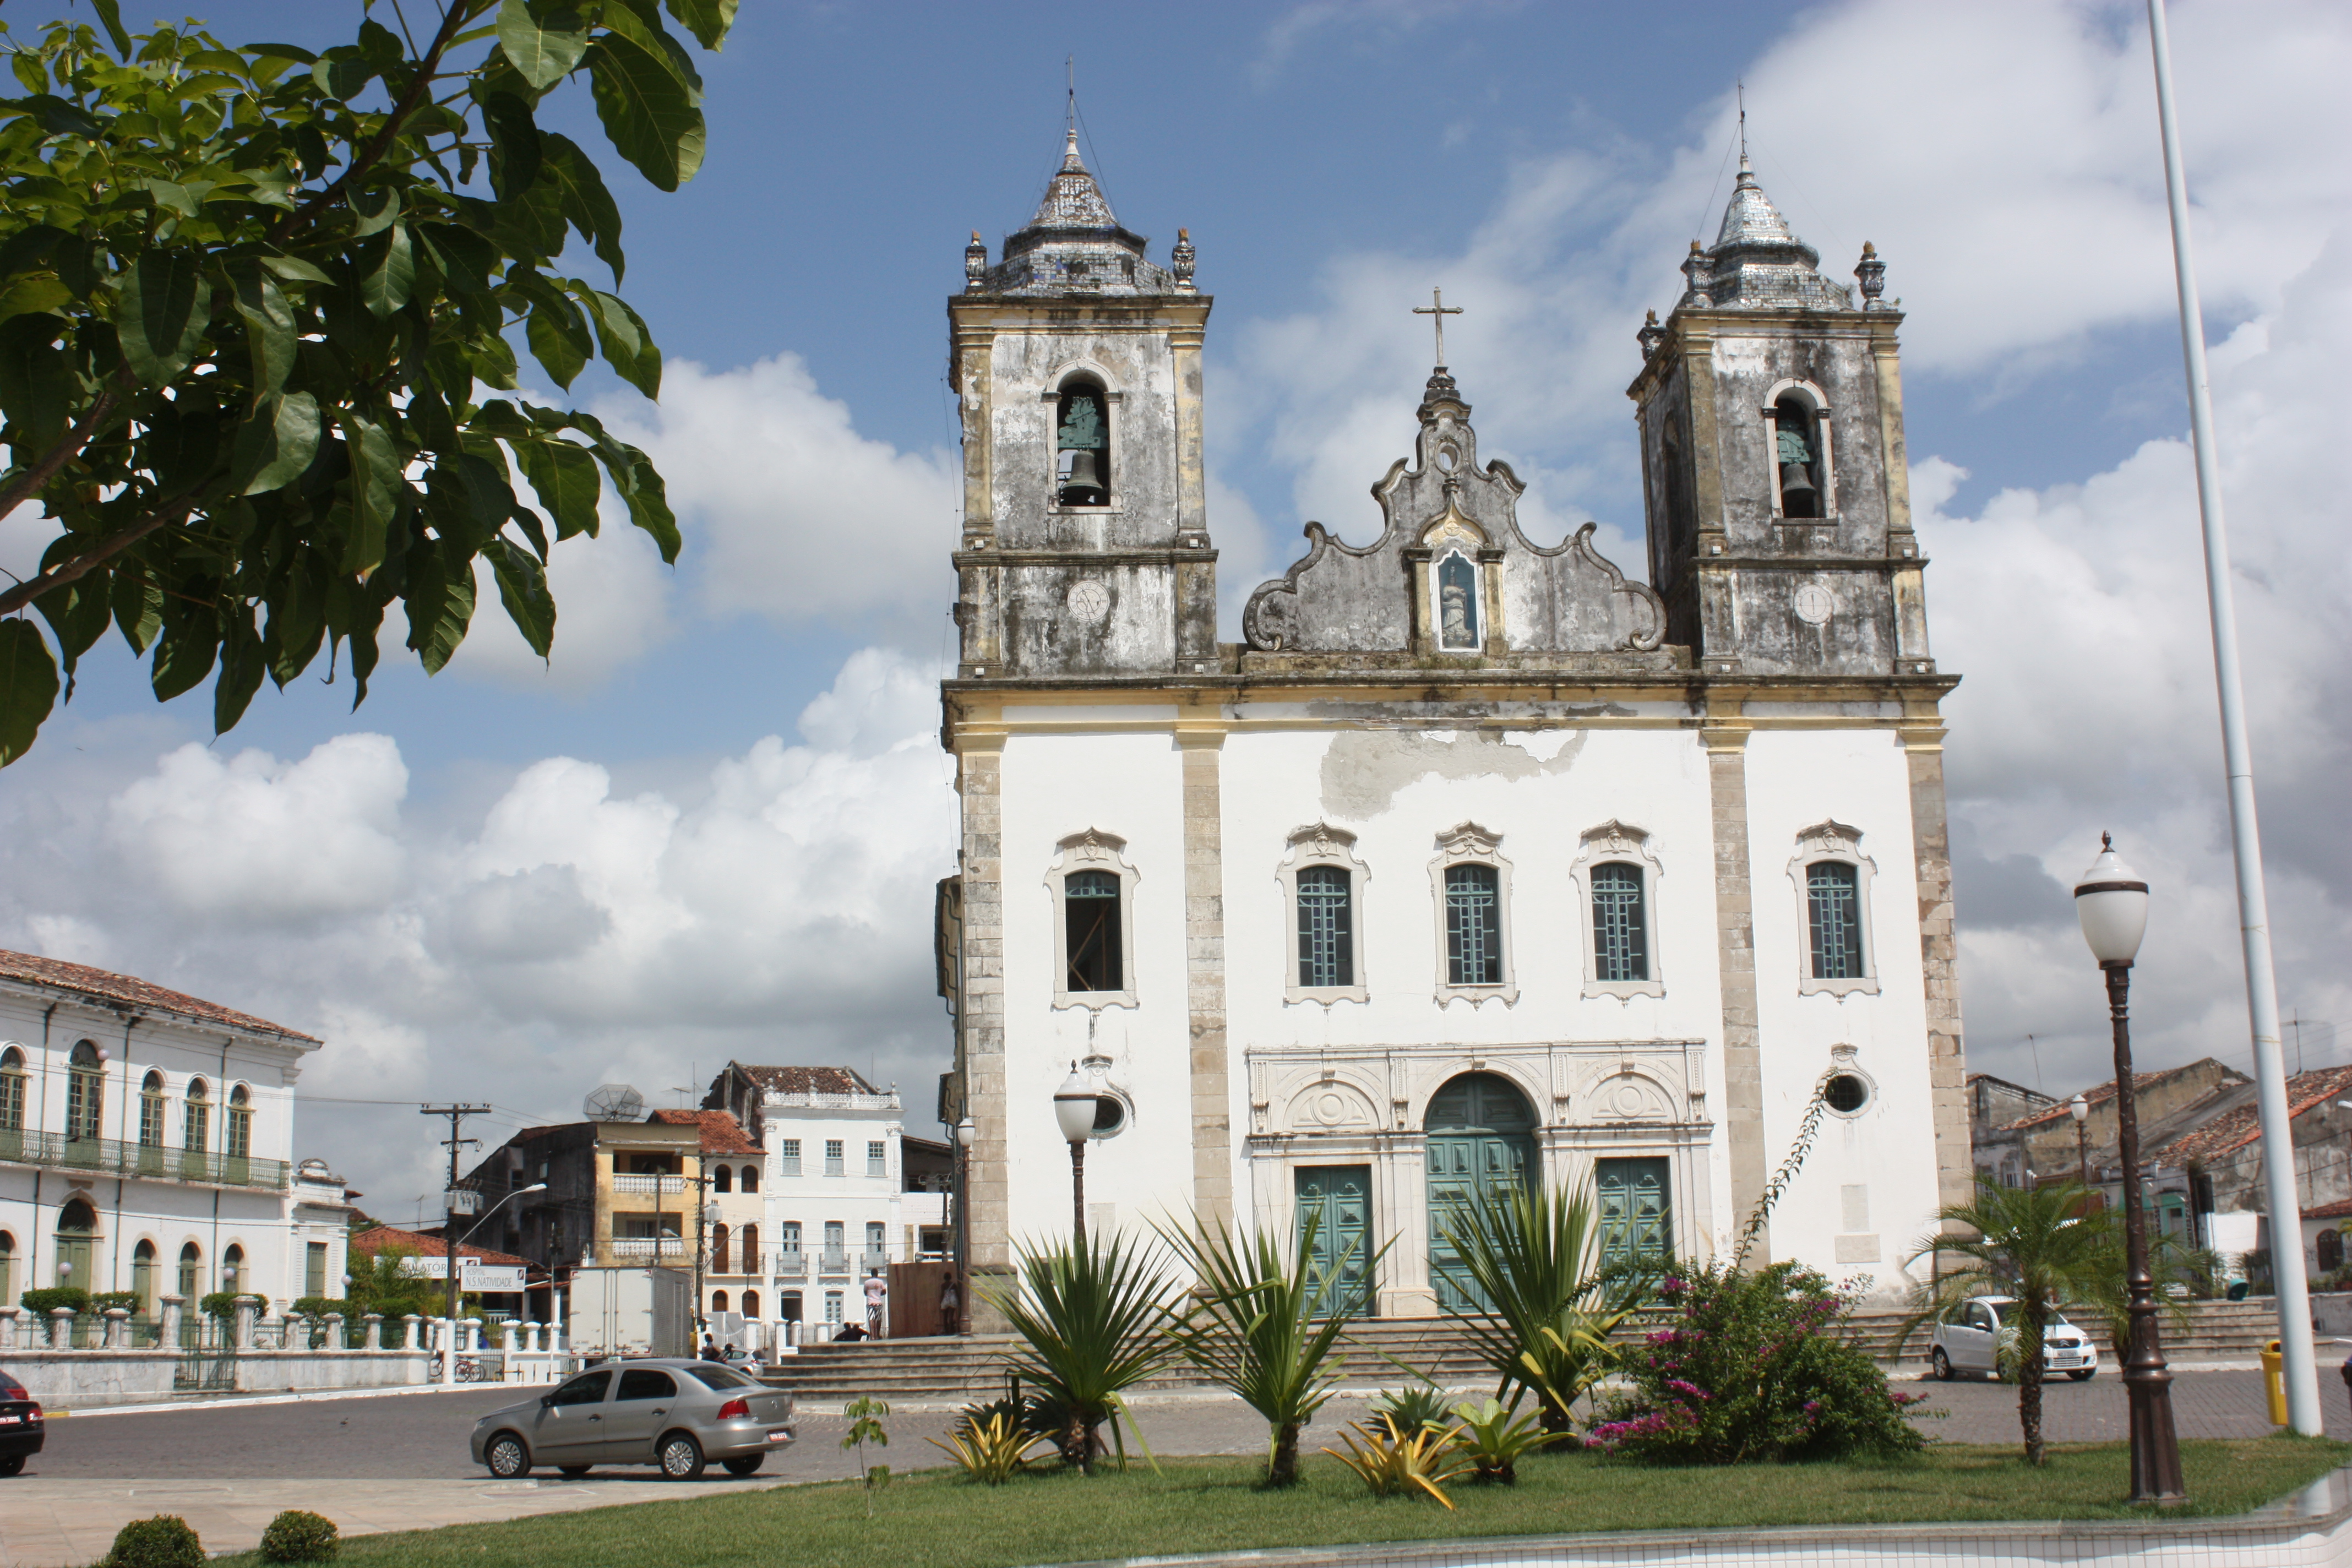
[1066,581,1110,620]
[1793,583,1835,625]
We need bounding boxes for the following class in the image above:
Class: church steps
[757,1300,2294,1405]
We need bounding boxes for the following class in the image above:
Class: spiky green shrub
[1159,1210,1382,1486]
[982,1232,1177,1473]
[1322,1415,1471,1507]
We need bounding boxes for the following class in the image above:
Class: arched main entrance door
[54,1197,96,1289]
[1425,1072,1537,1311]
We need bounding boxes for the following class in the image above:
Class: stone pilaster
[1903,711,1974,1218]
[957,733,1013,1329]
[1702,712,1768,1255]
[1178,728,1233,1228]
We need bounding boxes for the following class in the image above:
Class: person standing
[862,1270,888,1340]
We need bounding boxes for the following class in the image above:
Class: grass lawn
[210,1439,2350,1568]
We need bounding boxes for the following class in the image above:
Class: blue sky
[5,1,2347,1208]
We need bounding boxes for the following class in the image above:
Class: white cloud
[592,355,961,646]
[106,734,410,923]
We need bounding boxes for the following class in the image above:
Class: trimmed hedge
[17,1285,89,1316]
[106,1515,203,1568]
[258,1509,339,1562]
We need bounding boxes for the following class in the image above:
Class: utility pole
[421,1104,491,1365]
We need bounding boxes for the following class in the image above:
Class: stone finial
[964,230,987,292]
[49,1306,75,1351]
[1171,227,1196,292]
[102,1305,130,1350]
[1637,308,1667,361]
[363,1312,384,1352]
[400,1312,423,1352]
[0,1305,18,1353]
[1854,241,1886,306]
[324,1312,346,1352]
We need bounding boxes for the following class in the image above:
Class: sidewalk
[0,1474,791,1568]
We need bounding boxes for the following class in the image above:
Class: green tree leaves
[0,1,733,765]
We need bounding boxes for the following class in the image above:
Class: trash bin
[2261,1338,2287,1426]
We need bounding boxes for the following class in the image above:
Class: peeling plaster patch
[1319,727,1591,819]
[1504,730,1580,763]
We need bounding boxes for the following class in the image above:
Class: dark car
[469,1358,793,1480]
[0,1371,44,1475]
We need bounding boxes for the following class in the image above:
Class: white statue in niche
[1438,553,1479,650]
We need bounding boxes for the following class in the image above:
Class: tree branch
[0,487,206,618]
[0,362,136,521]
[265,0,483,246]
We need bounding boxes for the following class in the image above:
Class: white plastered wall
[1743,727,1942,1298]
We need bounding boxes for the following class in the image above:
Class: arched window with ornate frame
[1569,820,1665,1000]
[1429,822,1517,1005]
[1046,828,1139,1010]
[1789,820,1879,997]
[1276,823,1370,1005]
[1762,379,1836,522]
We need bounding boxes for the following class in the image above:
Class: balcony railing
[774,1250,807,1279]
[603,1237,685,1260]
[860,1248,889,1272]
[816,1248,849,1273]
[0,1128,288,1191]
[611,1174,688,1195]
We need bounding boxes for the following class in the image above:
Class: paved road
[21,1370,2352,1482]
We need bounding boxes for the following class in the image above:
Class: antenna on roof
[1066,55,1075,134]
[2025,1033,2044,1096]
[1737,80,1747,162]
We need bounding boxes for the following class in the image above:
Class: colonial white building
[0,952,349,1319]
[939,137,1972,1316]
[704,1064,947,1330]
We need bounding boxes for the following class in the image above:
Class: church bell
[1061,448,1106,505]
[1779,461,1817,514]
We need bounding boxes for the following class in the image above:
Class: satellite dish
[584,1084,646,1122]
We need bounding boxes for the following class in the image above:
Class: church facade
[939,134,1970,1316]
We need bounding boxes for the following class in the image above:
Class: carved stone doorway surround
[1243,1039,1716,1319]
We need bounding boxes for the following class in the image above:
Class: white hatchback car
[1929,1295,2100,1382]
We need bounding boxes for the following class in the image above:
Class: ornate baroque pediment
[1240,369,1665,657]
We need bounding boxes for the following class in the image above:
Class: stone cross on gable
[1413,287,1463,366]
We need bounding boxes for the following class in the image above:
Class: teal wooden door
[1425,1074,1537,1312]
[1596,1157,1673,1266]
[1295,1166,1372,1317]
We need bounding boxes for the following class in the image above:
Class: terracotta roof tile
[649,1107,762,1155]
[0,949,318,1043]
[349,1223,531,1271]
[2155,1065,2352,1166]
[2001,1060,2241,1133]
[2302,1197,2352,1223]
[732,1064,878,1097]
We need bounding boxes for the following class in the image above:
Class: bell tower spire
[1628,160,1933,677]
[948,125,1217,679]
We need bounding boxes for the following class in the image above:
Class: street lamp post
[2070,1095,2093,1197]
[2075,833,2185,1503]
[954,1116,975,1335]
[1053,1064,1097,1248]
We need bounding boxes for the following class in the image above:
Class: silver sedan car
[471,1358,794,1480]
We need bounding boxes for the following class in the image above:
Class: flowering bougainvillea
[1589,1261,1931,1464]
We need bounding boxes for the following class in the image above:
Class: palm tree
[1442,1181,1648,1441]
[2072,1225,2199,1365]
[1902,1179,2121,1465]
[1158,1210,1387,1486]
[982,1232,1178,1473]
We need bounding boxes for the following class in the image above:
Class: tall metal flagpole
[2144,0,2321,1435]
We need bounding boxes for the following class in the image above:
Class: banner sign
[394,1256,529,1291]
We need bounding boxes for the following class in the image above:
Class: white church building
[939,134,1970,1317]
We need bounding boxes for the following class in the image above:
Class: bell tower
[1627,157,1934,678]
[949,132,1217,679]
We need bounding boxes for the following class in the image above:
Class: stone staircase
[760,1299,2297,1408]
